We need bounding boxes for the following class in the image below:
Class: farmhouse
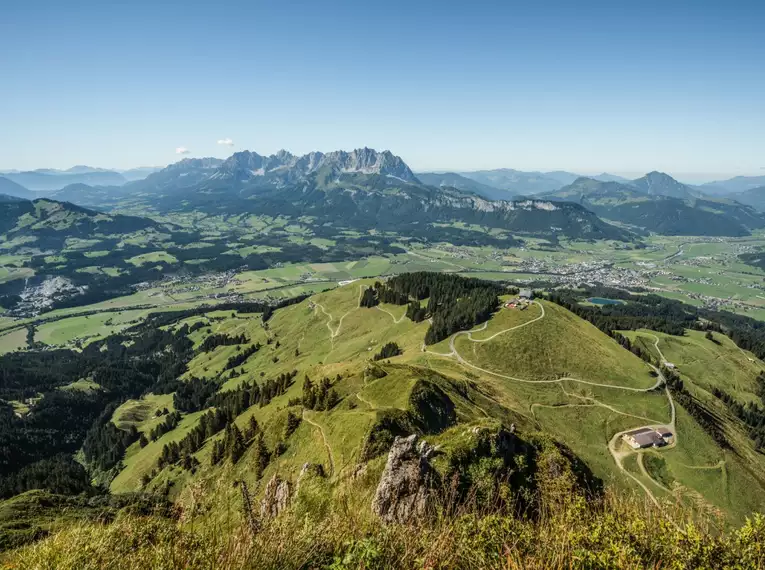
[655,427,674,443]
[519,289,533,300]
[622,427,672,449]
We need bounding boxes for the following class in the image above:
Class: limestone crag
[259,475,291,519]
[371,434,436,524]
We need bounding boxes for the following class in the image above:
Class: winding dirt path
[356,392,375,409]
[419,300,680,504]
[376,305,407,324]
[312,285,366,346]
[464,302,546,343]
[640,332,668,364]
[303,410,335,476]
[357,293,683,505]
[314,303,338,339]
[434,303,662,393]
[530,402,596,421]
[561,385,666,425]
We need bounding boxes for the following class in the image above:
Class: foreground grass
[4,488,764,570]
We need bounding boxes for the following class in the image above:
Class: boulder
[296,462,325,492]
[259,475,291,519]
[299,462,325,479]
[371,434,436,524]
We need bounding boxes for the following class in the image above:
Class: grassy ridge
[4,486,765,569]
[22,282,763,530]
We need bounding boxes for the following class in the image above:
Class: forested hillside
[543,177,765,236]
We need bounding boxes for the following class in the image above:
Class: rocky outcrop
[296,462,325,492]
[259,475,291,519]
[299,462,325,479]
[371,434,436,524]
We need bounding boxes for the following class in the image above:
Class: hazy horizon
[2,150,761,186]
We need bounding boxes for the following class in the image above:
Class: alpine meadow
[2,1,765,569]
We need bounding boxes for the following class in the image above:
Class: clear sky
[1,0,763,180]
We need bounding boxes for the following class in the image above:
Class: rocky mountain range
[45,148,630,242]
[11,148,762,241]
[211,148,419,185]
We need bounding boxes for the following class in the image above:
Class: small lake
[587,297,624,306]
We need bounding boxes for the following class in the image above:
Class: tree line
[662,366,730,449]
[373,342,402,361]
[548,284,765,363]
[359,273,513,345]
[198,333,249,353]
[300,375,340,411]
[81,404,140,472]
[712,384,765,451]
[150,372,297,480]
[224,344,261,371]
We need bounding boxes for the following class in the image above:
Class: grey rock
[216,147,419,184]
[259,475,291,519]
[371,434,435,524]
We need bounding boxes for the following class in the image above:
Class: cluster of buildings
[622,427,674,449]
[136,270,240,293]
[511,258,650,289]
[13,276,88,317]
[504,289,534,310]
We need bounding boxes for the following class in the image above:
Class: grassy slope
[35,309,151,347]
[621,328,765,520]
[0,328,27,354]
[0,491,114,552]
[455,301,655,389]
[103,284,765,524]
[112,394,175,432]
[110,411,206,494]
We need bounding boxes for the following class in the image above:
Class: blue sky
[1,0,763,181]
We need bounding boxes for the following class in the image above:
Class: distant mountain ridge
[631,171,698,199]
[416,172,516,200]
[0,197,159,248]
[701,175,765,194]
[48,148,631,242]
[591,173,634,184]
[1,170,128,192]
[0,176,35,199]
[0,165,161,192]
[456,168,573,195]
[729,186,765,212]
[452,168,648,195]
[542,176,765,236]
